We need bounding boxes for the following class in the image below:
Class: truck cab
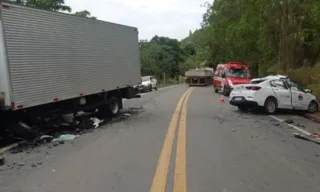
[213,62,252,96]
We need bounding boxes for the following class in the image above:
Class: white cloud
[65,0,207,40]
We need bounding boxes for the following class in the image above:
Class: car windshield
[250,79,266,84]
[141,76,150,82]
[227,68,250,78]
[286,79,305,92]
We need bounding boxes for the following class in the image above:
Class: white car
[229,75,318,114]
[137,76,158,92]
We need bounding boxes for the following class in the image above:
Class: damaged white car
[229,75,318,114]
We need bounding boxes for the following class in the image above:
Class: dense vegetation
[181,0,320,96]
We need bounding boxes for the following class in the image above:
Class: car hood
[141,81,150,86]
[228,77,251,85]
[306,93,317,100]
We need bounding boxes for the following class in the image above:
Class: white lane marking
[269,115,311,136]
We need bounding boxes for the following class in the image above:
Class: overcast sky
[66,0,207,40]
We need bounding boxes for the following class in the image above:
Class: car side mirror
[305,89,312,93]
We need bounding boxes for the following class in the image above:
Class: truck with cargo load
[185,68,213,86]
[0,3,141,132]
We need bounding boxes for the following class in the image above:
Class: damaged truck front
[0,3,141,135]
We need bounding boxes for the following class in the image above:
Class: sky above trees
[65,0,207,40]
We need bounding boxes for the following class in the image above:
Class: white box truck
[0,3,141,131]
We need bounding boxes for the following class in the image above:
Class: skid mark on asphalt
[150,88,193,192]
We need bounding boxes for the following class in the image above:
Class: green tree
[8,0,71,12]
[75,10,97,19]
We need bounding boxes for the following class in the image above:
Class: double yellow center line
[150,88,193,192]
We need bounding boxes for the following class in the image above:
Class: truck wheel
[264,97,277,114]
[307,100,318,113]
[100,96,120,116]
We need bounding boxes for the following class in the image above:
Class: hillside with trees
[181,0,320,96]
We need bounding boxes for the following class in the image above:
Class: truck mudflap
[0,92,5,109]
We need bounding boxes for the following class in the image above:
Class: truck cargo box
[185,69,213,77]
[0,3,141,110]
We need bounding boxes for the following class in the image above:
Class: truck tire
[264,97,277,114]
[100,96,120,116]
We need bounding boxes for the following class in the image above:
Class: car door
[288,83,308,110]
[150,76,156,88]
[270,80,292,108]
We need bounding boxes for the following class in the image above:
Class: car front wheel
[264,97,277,114]
[308,100,318,113]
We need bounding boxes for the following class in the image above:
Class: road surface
[1,85,320,192]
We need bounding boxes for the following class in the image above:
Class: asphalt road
[1,85,320,192]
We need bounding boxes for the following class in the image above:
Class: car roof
[251,75,288,82]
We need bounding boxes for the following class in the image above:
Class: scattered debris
[0,108,140,155]
[295,123,305,128]
[90,117,104,128]
[285,119,294,124]
[311,132,320,139]
[213,115,225,124]
[293,133,320,145]
[17,162,25,167]
[232,129,236,132]
[272,122,280,126]
[10,147,23,154]
[0,156,4,166]
[39,135,53,143]
[53,142,59,147]
[31,163,37,168]
[52,134,79,142]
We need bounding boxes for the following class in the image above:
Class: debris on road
[39,135,53,143]
[293,133,320,145]
[213,115,225,124]
[285,119,294,124]
[295,123,305,128]
[90,117,104,128]
[52,134,79,142]
[272,122,280,126]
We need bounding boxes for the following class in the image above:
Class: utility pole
[163,72,166,85]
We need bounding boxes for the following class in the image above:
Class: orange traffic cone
[220,95,225,103]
